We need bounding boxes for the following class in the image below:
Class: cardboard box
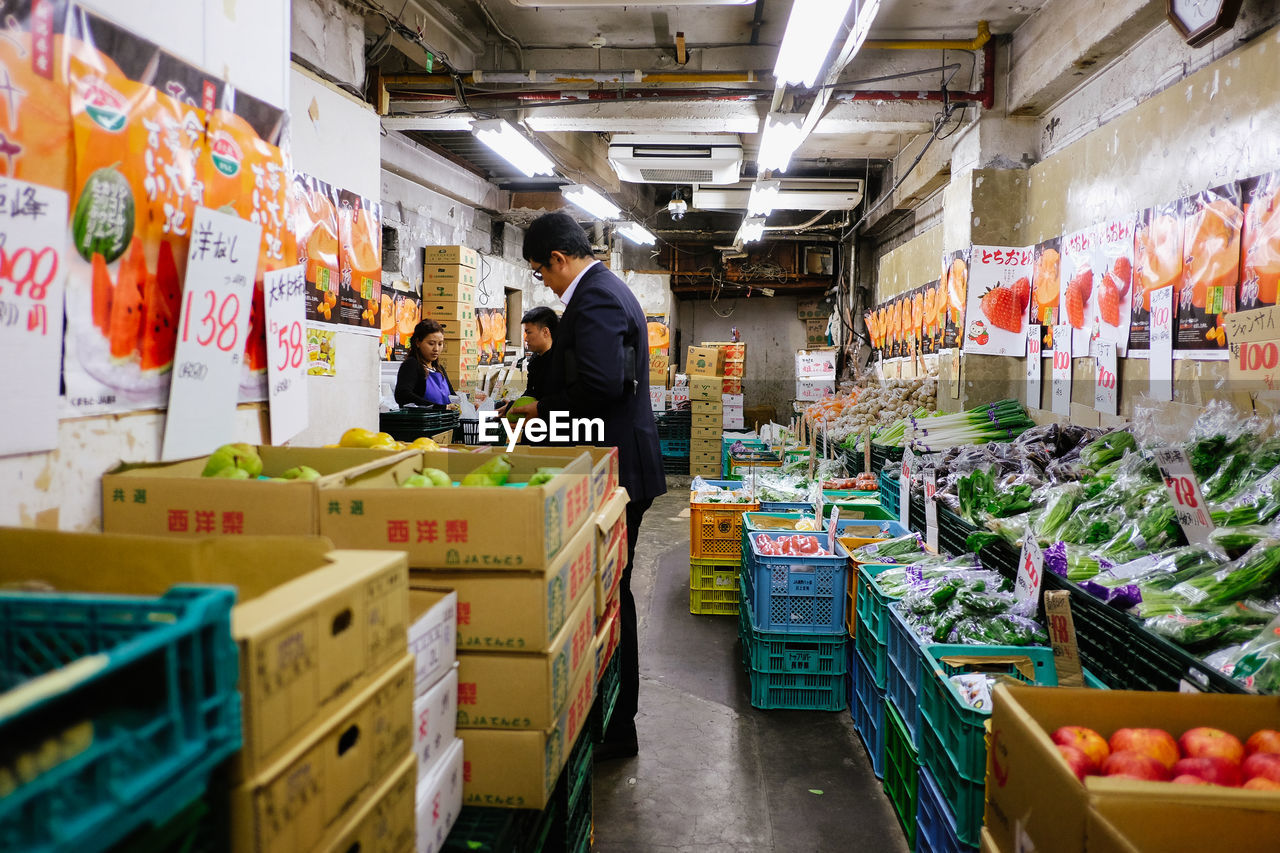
[686,345,724,377]
[437,317,478,341]
[459,657,595,811]
[979,827,1001,853]
[320,450,593,570]
[456,592,594,730]
[102,447,420,538]
[691,400,723,414]
[1085,792,1280,853]
[520,445,620,512]
[797,298,827,320]
[411,520,595,652]
[595,528,625,624]
[691,464,720,477]
[795,378,836,401]
[593,599,621,683]
[319,752,417,853]
[691,424,722,440]
[424,245,480,269]
[690,451,720,468]
[415,738,465,853]
[231,655,415,853]
[422,300,476,323]
[723,414,745,430]
[796,348,837,378]
[703,341,746,361]
[690,439,720,454]
[593,487,627,622]
[722,379,743,395]
[723,359,745,378]
[986,684,1280,853]
[438,352,476,377]
[722,393,744,407]
[0,530,411,784]
[409,589,458,696]
[414,663,459,782]
[422,277,476,303]
[688,376,721,401]
[691,412,721,429]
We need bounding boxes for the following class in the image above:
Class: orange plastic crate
[690,500,758,560]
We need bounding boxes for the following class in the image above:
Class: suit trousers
[606,495,653,740]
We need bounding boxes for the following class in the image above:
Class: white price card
[828,505,840,555]
[671,385,689,407]
[0,178,68,457]
[1094,340,1118,415]
[1154,446,1214,547]
[649,385,667,412]
[1149,286,1174,401]
[1015,533,1045,604]
[161,207,263,461]
[1026,324,1042,409]
[264,264,308,444]
[924,467,939,553]
[1051,324,1073,416]
[815,486,824,528]
[899,447,914,526]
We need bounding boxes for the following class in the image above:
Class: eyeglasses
[530,262,546,281]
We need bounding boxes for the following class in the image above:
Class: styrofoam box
[414,664,459,783]
[722,394,744,406]
[416,738,464,853]
[795,378,836,401]
[410,590,458,698]
[795,349,837,379]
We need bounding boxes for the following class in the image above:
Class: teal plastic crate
[853,563,905,690]
[738,575,849,675]
[883,700,921,851]
[852,648,886,779]
[916,763,977,853]
[918,718,985,848]
[743,511,820,533]
[0,586,241,853]
[879,470,900,517]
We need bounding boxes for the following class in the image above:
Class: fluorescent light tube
[471,118,557,177]
[736,216,766,244]
[616,221,656,245]
[851,0,882,55]
[562,184,622,219]
[757,113,806,173]
[774,0,855,88]
[747,180,781,216]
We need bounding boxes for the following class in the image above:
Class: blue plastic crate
[759,500,816,513]
[743,530,849,634]
[916,764,977,853]
[886,603,926,748]
[0,586,241,853]
[852,648,886,779]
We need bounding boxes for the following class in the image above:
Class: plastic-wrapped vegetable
[1144,601,1276,649]
[1208,525,1274,560]
[1139,539,1280,615]
[1079,429,1136,472]
[1231,613,1280,694]
[1044,541,1115,583]
[1035,484,1083,541]
[855,533,924,563]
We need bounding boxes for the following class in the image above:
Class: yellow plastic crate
[690,557,739,616]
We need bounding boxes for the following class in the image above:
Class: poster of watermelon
[1242,171,1280,311]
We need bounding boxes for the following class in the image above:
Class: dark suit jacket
[536,263,667,504]
[524,350,552,400]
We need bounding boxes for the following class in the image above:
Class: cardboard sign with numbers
[1026,324,1042,408]
[264,264,309,444]
[1094,340,1118,415]
[1051,324,1073,416]
[0,179,68,456]
[1154,446,1214,547]
[1149,285,1175,401]
[899,448,914,526]
[1015,534,1045,604]
[1225,305,1280,392]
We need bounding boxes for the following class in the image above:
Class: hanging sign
[1094,340,1118,415]
[264,263,309,444]
[1026,324,1042,408]
[1149,285,1175,401]
[1225,305,1280,392]
[924,467,939,553]
[1154,446,1214,547]
[1051,324,1073,416]
[1015,534,1045,604]
[899,447,915,526]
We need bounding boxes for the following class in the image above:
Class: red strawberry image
[1066,267,1093,329]
[1099,274,1121,326]
[1111,256,1132,294]
[980,285,1024,333]
[1012,277,1031,313]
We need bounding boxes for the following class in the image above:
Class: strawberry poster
[1177,184,1241,352]
[940,249,968,349]
[1241,172,1280,310]
[1095,217,1136,355]
[1130,202,1184,352]
[1059,226,1097,357]
[1030,237,1060,350]
[963,245,1030,357]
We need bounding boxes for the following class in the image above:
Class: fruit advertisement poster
[1130,201,1184,352]
[939,249,968,349]
[1242,172,1280,310]
[337,188,381,333]
[477,306,506,365]
[889,295,903,358]
[1094,217,1136,355]
[390,290,420,360]
[909,285,925,356]
[645,313,670,355]
[1177,184,1242,352]
[0,0,72,195]
[1030,237,1060,347]
[307,326,335,376]
[1059,226,1098,357]
[963,245,1030,357]
[921,279,942,355]
[294,172,339,325]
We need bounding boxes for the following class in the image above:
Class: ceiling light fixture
[773,0,855,88]
[736,216,766,244]
[616,221,656,245]
[470,118,557,177]
[746,180,781,216]
[561,184,622,220]
[757,113,806,173]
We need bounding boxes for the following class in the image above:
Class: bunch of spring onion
[903,399,1036,453]
[869,408,935,447]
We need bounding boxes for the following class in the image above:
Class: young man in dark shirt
[520,305,558,400]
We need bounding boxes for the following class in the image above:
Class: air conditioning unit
[607,134,743,185]
[693,178,865,211]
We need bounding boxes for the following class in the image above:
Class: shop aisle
[593,484,909,853]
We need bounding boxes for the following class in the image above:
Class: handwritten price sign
[265,263,308,444]
[1094,340,1118,415]
[649,385,667,412]
[1051,324,1072,416]
[924,467,938,553]
[0,178,68,456]
[1026,324,1042,408]
[162,207,263,461]
[1015,533,1045,604]
[1149,286,1174,401]
[1226,305,1280,393]
[1154,447,1214,547]
[899,447,915,526]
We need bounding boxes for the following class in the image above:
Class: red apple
[1057,744,1092,782]
[1172,756,1243,787]
[1247,730,1280,756]
[1180,727,1245,765]
[1109,728,1179,771]
[1052,726,1109,772]
[1244,777,1280,791]
[1243,752,1280,783]
[1102,750,1171,782]
[1172,774,1211,785]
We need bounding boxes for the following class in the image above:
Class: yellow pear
[339,427,379,448]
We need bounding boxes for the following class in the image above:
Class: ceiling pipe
[382,70,757,85]
[864,21,991,51]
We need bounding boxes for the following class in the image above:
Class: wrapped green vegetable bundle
[1079,429,1136,473]
[1144,601,1275,649]
[1231,613,1280,694]
[1137,539,1280,616]
[854,533,925,563]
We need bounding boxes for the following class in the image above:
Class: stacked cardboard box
[423,245,480,388]
[686,346,724,477]
[703,341,746,428]
[409,590,464,853]
[795,348,837,402]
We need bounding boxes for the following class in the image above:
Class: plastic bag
[1144,600,1275,649]
[1230,612,1280,694]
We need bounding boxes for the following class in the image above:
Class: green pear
[401,473,433,488]
[527,467,562,487]
[460,455,512,487]
[506,396,537,422]
[282,465,322,482]
[423,468,452,487]
[202,442,262,478]
[211,466,251,480]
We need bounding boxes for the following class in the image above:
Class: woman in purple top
[395,319,455,407]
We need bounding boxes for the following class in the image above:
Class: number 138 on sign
[182,289,241,352]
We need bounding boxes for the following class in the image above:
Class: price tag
[1225,306,1280,392]
[0,178,68,456]
[161,207,263,461]
[1015,533,1045,604]
[1154,446,1214,546]
[1149,286,1174,401]
[1044,591,1084,688]
[815,487,824,528]
[1094,340,1118,415]
[671,385,689,407]
[828,505,840,555]
[1026,324,1042,409]
[649,386,667,412]
[264,264,308,444]
[899,447,914,526]
[924,467,939,553]
[1051,324,1072,416]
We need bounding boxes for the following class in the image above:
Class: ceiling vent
[693,178,865,211]
[607,134,743,185]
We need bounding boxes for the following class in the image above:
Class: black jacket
[524,349,552,400]
[536,263,667,504]
[394,356,455,407]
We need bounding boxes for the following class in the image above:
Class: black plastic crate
[656,409,691,440]
[841,447,866,475]
[870,444,905,475]
[379,408,460,441]
[662,455,690,475]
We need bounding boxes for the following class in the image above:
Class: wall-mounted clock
[1167,0,1244,47]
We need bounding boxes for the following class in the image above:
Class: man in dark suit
[509,212,667,760]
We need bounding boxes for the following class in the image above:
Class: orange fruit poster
[295,172,340,324]
[1242,172,1280,310]
[1177,185,1241,351]
[338,188,382,330]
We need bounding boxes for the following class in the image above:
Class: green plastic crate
[740,577,848,711]
[883,700,921,851]
[853,563,905,690]
[918,718,985,848]
[738,574,850,675]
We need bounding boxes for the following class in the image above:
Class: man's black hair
[522,211,594,264]
[521,305,560,336]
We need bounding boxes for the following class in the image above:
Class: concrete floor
[593,481,911,853]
